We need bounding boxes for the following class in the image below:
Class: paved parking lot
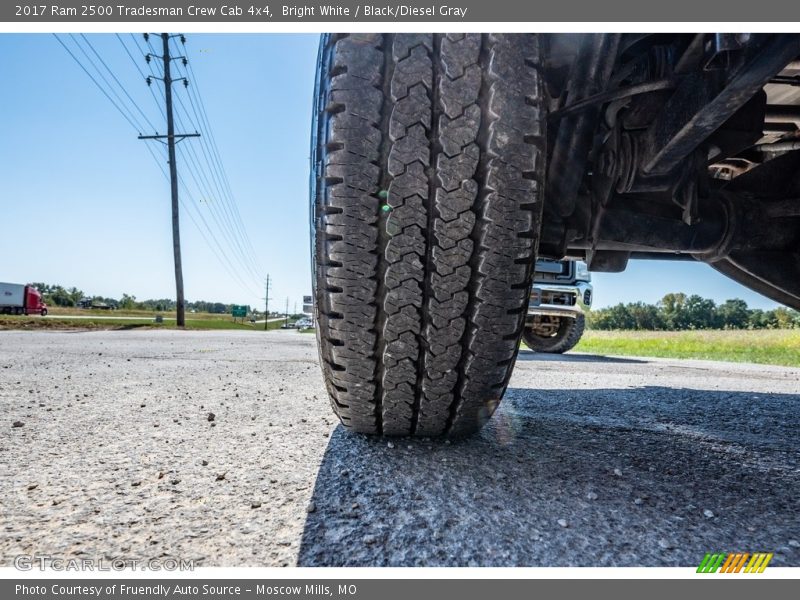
[1,329,798,566]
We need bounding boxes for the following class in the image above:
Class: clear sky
[0,33,783,311]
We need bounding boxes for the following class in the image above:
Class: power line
[145,143,261,298]
[133,33,165,88]
[54,32,262,304]
[174,137,264,283]
[66,34,152,134]
[143,34,264,293]
[170,95,264,282]
[165,91,263,283]
[172,39,266,276]
[137,32,203,327]
[143,34,264,296]
[52,34,143,133]
[131,36,262,300]
[173,61,266,280]
[144,38,263,282]
[115,33,166,121]
[80,34,158,134]
[263,274,271,330]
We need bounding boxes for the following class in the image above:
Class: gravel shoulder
[1,330,798,567]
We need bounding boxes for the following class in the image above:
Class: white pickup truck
[524,260,592,354]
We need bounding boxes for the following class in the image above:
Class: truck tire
[522,314,585,354]
[311,33,545,437]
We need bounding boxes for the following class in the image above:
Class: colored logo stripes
[697,552,773,573]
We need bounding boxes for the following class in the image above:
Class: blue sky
[0,33,782,311]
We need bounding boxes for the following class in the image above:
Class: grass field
[46,307,237,319]
[574,329,800,367]
[0,313,296,332]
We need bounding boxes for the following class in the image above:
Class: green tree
[588,303,636,330]
[770,307,796,329]
[716,299,750,329]
[67,286,83,306]
[658,293,688,330]
[748,309,769,329]
[49,285,75,307]
[627,302,664,330]
[119,293,137,310]
[684,295,717,329]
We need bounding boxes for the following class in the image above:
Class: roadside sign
[231,305,248,318]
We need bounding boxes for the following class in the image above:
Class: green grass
[47,307,163,317]
[47,307,233,319]
[574,329,800,367]
[0,316,296,331]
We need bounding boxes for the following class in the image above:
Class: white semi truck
[0,282,48,316]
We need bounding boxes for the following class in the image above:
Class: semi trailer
[0,283,48,316]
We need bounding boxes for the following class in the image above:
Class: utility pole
[285,297,289,329]
[139,33,199,328]
[263,274,271,331]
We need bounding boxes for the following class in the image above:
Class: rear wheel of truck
[522,314,585,354]
[310,33,546,437]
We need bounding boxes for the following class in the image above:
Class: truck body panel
[0,282,25,308]
[528,260,592,320]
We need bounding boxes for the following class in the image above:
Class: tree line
[29,283,242,314]
[587,293,800,330]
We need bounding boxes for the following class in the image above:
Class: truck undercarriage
[540,33,800,309]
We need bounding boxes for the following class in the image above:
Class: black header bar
[4,1,800,22]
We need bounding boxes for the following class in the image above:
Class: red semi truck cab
[0,282,48,316]
[23,286,47,316]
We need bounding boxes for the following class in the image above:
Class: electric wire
[52,34,142,133]
[171,93,265,282]
[145,143,262,298]
[171,39,266,276]
[145,34,264,282]
[80,33,158,134]
[115,33,167,122]
[172,58,267,279]
[134,33,264,290]
[53,33,263,301]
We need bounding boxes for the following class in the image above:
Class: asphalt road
[1,330,798,567]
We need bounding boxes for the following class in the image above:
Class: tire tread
[314,33,544,437]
